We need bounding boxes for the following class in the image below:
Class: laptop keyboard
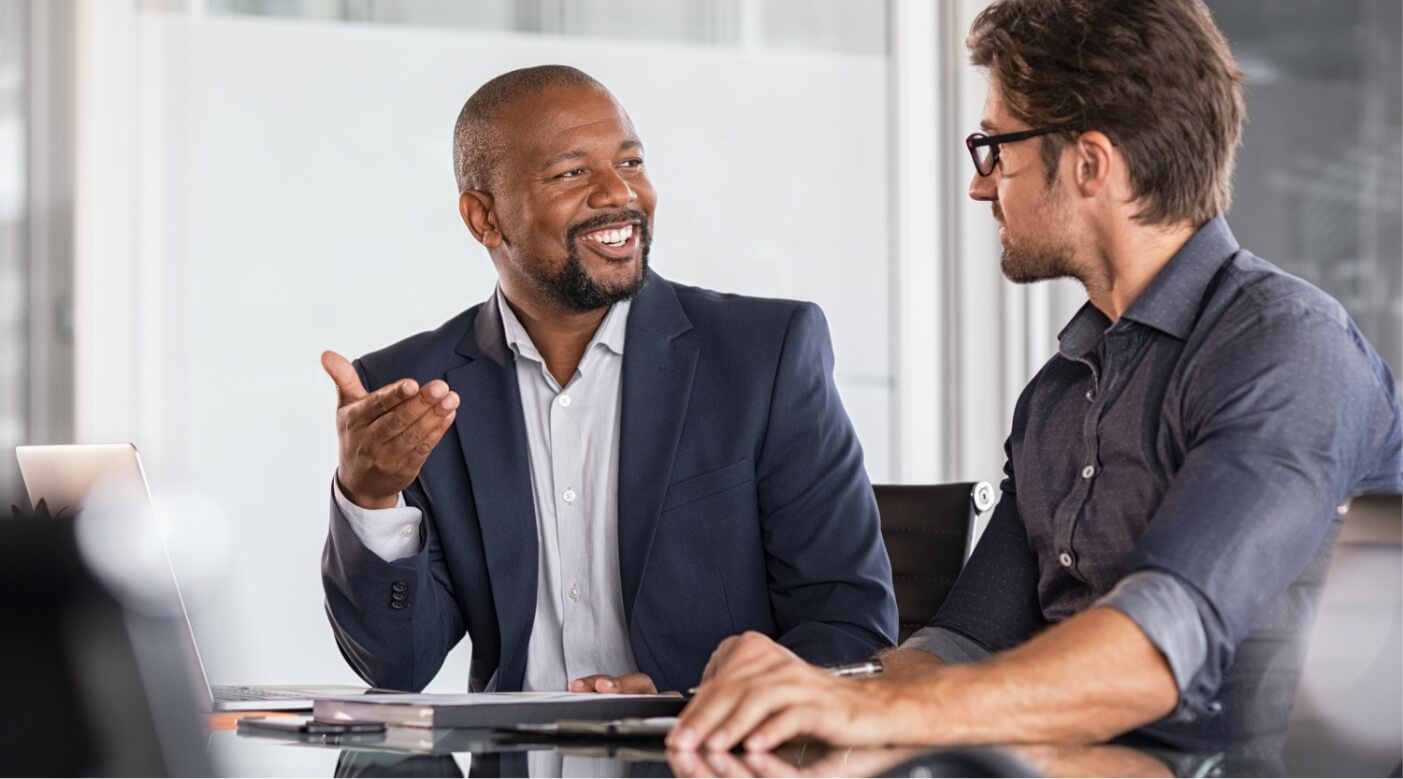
[213,686,308,702]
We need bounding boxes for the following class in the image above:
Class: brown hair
[968,0,1245,226]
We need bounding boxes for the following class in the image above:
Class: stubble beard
[998,190,1078,284]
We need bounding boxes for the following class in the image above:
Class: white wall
[78,11,894,689]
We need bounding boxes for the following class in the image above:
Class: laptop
[15,442,367,711]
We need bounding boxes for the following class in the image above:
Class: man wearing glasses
[669,0,1402,764]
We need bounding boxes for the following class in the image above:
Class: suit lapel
[618,275,697,624]
[446,295,537,691]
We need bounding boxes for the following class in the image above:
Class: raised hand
[322,350,459,509]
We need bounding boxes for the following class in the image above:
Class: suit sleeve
[321,359,467,692]
[754,302,899,662]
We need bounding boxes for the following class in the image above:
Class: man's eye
[619,158,644,169]
[559,168,586,179]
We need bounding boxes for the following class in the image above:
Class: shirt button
[568,583,580,602]
[400,525,414,538]
[558,394,572,408]
[562,488,577,504]
[1081,465,1096,479]
[1085,389,1097,402]
[1058,551,1073,567]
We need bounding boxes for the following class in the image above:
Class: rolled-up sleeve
[1123,304,1399,715]
[901,625,993,664]
[1097,570,1209,722]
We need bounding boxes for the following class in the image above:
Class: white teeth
[586,225,633,247]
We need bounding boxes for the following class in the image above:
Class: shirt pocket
[661,458,754,513]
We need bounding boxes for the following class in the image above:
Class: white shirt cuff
[331,477,423,563]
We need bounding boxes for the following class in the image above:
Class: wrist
[337,473,397,510]
[876,666,973,747]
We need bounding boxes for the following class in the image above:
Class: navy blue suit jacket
[322,273,897,692]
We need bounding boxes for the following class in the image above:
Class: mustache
[566,210,651,244]
[992,204,1004,223]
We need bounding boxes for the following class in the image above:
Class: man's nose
[969,170,997,202]
[589,167,637,209]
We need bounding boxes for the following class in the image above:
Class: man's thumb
[321,350,367,406]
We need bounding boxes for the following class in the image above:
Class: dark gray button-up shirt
[914,216,1402,754]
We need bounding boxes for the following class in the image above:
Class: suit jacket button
[391,581,408,593]
[390,600,408,610]
[391,591,408,601]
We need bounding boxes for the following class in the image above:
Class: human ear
[459,190,502,248]
[1073,131,1115,197]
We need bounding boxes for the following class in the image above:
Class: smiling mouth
[581,223,634,247]
[576,222,640,260]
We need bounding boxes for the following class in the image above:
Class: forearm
[876,645,944,681]
[889,607,1178,745]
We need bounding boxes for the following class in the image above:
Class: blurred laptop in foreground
[16,443,366,711]
[0,495,213,775]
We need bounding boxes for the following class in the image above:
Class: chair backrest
[1283,493,1401,777]
[874,482,996,643]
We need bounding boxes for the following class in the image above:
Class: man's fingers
[741,751,808,778]
[570,675,608,693]
[704,751,758,779]
[668,751,721,779]
[703,684,804,752]
[741,705,813,753]
[322,350,369,407]
[342,378,421,430]
[386,393,457,459]
[567,673,658,695]
[610,673,658,694]
[671,681,748,751]
[366,381,455,437]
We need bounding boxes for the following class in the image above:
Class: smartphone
[237,717,386,736]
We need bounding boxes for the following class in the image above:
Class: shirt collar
[495,286,630,364]
[1057,302,1113,361]
[1119,215,1240,340]
[1057,215,1239,360]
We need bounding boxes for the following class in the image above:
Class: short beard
[997,185,1077,284]
[1000,241,1076,284]
[537,211,652,312]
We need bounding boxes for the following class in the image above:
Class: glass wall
[156,0,890,55]
[1210,0,1402,384]
[0,0,25,498]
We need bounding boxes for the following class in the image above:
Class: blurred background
[0,0,1398,694]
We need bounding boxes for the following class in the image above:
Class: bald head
[452,65,609,194]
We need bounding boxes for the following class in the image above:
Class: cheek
[633,179,658,215]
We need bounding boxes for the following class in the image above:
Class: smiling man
[318,66,897,695]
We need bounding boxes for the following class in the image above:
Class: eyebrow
[541,139,644,169]
[979,119,998,132]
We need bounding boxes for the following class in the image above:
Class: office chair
[1282,494,1402,777]
[874,482,996,643]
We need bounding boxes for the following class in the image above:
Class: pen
[685,658,883,696]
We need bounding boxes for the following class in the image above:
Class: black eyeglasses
[966,126,1079,176]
